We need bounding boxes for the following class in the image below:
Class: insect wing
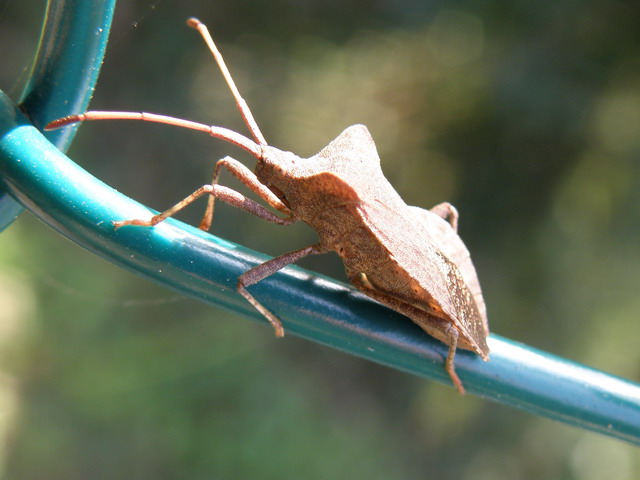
[433,248,489,358]
[360,202,489,358]
[409,206,488,334]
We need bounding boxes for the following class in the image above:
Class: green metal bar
[0,0,116,231]
[1,92,639,445]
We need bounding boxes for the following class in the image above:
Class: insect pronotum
[46,18,490,394]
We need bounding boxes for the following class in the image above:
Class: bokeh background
[1,0,639,478]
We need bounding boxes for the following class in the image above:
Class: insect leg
[237,244,323,337]
[351,273,466,394]
[199,156,291,231]
[430,202,459,231]
[443,326,465,394]
[113,183,294,230]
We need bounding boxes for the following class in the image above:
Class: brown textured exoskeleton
[46,18,489,393]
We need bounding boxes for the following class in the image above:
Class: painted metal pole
[0,0,116,230]
[1,93,639,445]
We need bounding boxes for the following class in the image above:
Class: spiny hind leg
[350,273,465,394]
[404,310,465,394]
[442,325,464,394]
[430,202,459,231]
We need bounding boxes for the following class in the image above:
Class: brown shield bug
[46,18,490,393]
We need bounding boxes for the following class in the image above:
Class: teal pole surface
[0,0,116,231]
[1,92,639,445]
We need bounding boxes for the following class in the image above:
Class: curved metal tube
[0,0,116,231]
[1,92,639,445]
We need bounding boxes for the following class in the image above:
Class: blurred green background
[1,0,640,478]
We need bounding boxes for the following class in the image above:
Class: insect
[46,18,490,393]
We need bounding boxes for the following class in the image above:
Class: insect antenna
[45,111,262,158]
[187,17,267,146]
[45,18,266,157]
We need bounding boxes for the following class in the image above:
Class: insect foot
[45,17,489,394]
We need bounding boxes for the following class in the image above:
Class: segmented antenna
[45,18,267,155]
[186,17,267,146]
[45,111,262,158]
